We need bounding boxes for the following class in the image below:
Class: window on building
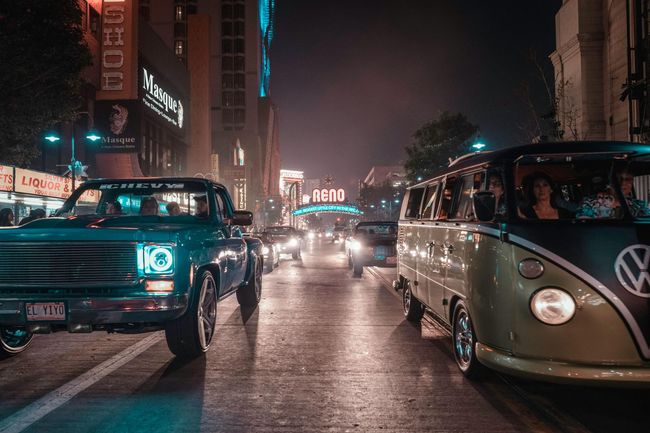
[234,4,245,19]
[222,74,234,89]
[222,21,233,36]
[235,21,244,36]
[234,145,245,166]
[234,91,245,106]
[175,5,184,21]
[222,109,234,125]
[221,4,233,19]
[175,40,184,56]
[174,22,186,37]
[89,6,100,39]
[222,56,233,71]
[222,39,233,54]
[222,91,234,107]
[235,38,245,53]
[234,56,245,71]
[234,73,245,89]
[234,109,245,125]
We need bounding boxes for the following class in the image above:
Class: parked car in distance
[347,221,398,277]
[264,226,302,259]
[0,178,263,360]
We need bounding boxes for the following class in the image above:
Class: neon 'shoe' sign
[312,188,345,203]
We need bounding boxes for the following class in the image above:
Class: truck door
[215,188,247,293]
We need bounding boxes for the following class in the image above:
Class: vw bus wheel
[165,270,217,358]
[403,282,423,322]
[237,257,262,307]
[452,301,484,379]
[0,327,34,359]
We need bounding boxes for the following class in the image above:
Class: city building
[280,169,304,226]
[145,0,281,210]
[552,0,650,141]
[362,166,407,187]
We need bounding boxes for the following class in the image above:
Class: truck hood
[0,216,204,243]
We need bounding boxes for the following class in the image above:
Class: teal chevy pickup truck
[0,178,262,359]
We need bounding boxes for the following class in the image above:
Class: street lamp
[44,129,100,193]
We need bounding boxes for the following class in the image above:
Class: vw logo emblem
[615,244,650,298]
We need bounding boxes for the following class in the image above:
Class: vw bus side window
[437,177,458,220]
[515,153,650,220]
[451,172,485,221]
[421,183,440,219]
[403,187,425,219]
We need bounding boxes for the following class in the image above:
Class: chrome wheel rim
[197,276,217,350]
[403,285,411,314]
[454,308,473,371]
[0,327,33,354]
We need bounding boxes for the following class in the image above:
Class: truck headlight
[530,288,575,325]
[138,244,174,275]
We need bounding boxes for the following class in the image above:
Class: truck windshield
[56,181,211,220]
[514,153,650,220]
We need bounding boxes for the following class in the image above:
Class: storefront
[0,165,97,225]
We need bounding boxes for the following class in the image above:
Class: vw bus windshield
[514,153,650,220]
[55,181,211,222]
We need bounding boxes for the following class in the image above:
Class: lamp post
[44,128,100,193]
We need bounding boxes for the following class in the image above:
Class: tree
[0,0,92,167]
[404,112,478,182]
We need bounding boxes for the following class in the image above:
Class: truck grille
[0,242,138,288]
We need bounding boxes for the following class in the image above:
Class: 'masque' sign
[312,188,345,203]
[142,67,184,129]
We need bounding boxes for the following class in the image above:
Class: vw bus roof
[408,141,650,189]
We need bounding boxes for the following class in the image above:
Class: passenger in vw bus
[487,173,506,216]
[518,172,573,220]
[438,185,454,219]
[575,169,650,218]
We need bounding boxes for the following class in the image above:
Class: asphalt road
[0,240,648,432]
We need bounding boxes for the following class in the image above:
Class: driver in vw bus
[575,169,650,218]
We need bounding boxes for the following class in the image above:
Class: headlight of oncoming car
[350,240,362,251]
[262,246,270,255]
[288,237,299,247]
[530,287,576,325]
[138,244,175,275]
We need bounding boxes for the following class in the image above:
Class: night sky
[271,0,562,191]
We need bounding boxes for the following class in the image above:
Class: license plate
[26,302,66,321]
[386,256,397,264]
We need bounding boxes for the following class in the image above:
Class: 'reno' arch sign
[312,188,345,203]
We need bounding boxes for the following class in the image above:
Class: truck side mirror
[472,191,496,222]
[232,210,253,226]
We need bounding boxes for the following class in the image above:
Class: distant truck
[0,178,263,359]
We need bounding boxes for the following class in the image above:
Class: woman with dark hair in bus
[0,208,14,227]
[519,172,573,220]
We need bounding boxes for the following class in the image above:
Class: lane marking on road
[0,332,164,433]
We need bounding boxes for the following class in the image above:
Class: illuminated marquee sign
[15,168,71,199]
[98,0,137,100]
[142,67,184,129]
[292,204,363,216]
[0,165,13,192]
[312,188,345,203]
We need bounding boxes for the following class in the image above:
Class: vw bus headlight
[530,288,575,325]
[138,244,175,275]
[262,246,270,255]
[518,259,544,279]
